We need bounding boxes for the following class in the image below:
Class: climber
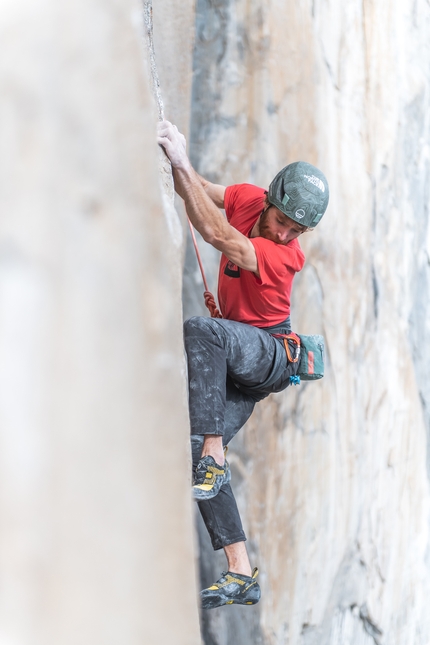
[157,120,329,610]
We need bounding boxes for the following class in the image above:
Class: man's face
[259,205,307,244]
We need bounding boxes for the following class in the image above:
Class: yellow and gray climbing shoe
[201,568,261,609]
[192,454,230,501]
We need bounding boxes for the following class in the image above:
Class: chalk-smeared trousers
[184,316,297,551]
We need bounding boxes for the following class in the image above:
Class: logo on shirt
[224,260,241,278]
[303,174,325,192]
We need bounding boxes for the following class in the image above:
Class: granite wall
[2,0,429,643]
[183,0,430,643]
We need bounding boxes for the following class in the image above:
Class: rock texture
[2,0,429,643]
[185,0,430,643]
[0,1,200,644]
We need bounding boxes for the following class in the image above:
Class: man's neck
[251,203,271,238]
[250,214,262,238]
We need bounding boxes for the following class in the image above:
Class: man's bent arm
[174,166,257,273]
[158,121,258,275]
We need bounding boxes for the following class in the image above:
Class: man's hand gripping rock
[157,120,191,171]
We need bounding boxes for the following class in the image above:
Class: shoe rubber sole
[201,593,260,609]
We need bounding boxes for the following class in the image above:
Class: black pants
[184,316,297,551]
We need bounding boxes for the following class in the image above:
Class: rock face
[2,0,430,643]
[185,0,430,643]
[0,1,200,644]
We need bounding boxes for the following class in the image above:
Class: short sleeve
[250,238,304,285]
[224,185,238,222]
[250,238,287,285]
[224,184,267,223]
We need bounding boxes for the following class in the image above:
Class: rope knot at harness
[204,291,222,319]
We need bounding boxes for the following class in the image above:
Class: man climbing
[157,120,329,609]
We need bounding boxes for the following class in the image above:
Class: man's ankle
[201,435,224,465]
[201,450,225,466]
[228,566,252,577]
[224,541,252,577]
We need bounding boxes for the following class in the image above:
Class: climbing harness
[187,218,222,319]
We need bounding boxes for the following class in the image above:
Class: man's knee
[183,316,215,340]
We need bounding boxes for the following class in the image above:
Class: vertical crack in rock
[359,604,383,645]
[142,0,174,201]
[369,175,379,324]
[371,264,379,321]
[142,0,165,121]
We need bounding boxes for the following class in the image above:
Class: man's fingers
[158,119,175,132]
[157,122,177,143]
[157,122,186,147]
[157,135,171,148]
[157,121,171,137]
[157,122,171,135]
[156,120,189,169]
[157,120,181,136]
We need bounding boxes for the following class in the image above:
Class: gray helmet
[268,161,329,227]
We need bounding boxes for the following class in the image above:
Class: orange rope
[187,219,222,318]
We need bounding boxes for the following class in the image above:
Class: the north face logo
[304,174,325,192]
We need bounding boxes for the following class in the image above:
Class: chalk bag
[297,334,325,380]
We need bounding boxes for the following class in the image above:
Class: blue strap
[289,375,301,386]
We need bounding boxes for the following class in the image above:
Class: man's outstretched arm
[157,120,259,275]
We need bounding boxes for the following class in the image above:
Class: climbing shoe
[201,568,261,609]
[192,453,230,501]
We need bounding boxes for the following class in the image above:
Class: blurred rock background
[0,1,199,644]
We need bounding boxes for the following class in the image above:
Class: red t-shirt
[218,183,305,327]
